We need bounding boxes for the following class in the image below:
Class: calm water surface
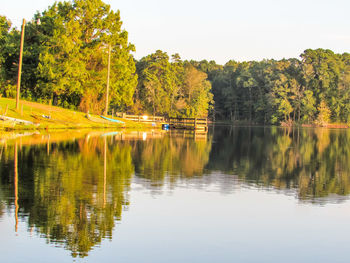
[0,126,349,262]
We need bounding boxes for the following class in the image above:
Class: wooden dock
[168,117,208,131]
[116,112,208,131]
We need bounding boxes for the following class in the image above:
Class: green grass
[0,98,154,131]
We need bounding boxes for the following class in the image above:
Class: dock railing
[121,113,165,123]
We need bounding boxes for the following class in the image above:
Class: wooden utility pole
[104,44,111,116]
[16,19,25,111]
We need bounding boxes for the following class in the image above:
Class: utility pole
[104,44,111,116]
[16,19,25,111]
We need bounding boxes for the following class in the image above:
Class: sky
[1,0,350,64]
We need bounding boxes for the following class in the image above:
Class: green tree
[181,64,213,117]
[38,0,137,112]
[136,51,213,118]
[301,49,342,121]
[301,90,316,123]
[136,50,172,116]
[0,16,16,97]
[0,16,11,90]
[316,99,331,126]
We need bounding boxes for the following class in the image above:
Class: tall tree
[37,0,137,112]
[0,16,15,97]
[136,50,172,116]
[181,64,213,117]
[0,16,11,89]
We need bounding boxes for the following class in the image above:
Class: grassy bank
[0,98,155,131]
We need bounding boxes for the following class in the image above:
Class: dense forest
[199,51,350,125]
[0,0,349,124]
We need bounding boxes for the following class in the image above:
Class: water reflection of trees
[208,126,350,202]
[0,132,212,257]
[0,137,133,257]
[131,135,212,187]
[2,127,350,256]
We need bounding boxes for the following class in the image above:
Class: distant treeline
[194,50,350,125]
[0,0,349,123]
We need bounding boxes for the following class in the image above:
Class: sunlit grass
[0,98,150,130]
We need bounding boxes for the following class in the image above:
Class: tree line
[194,49,350,125]
[0,0,349,123]
[0,0,212,118]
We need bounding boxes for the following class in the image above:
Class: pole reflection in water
[14,141,18,232]
[47,135,50,156]
[103,136,107,208]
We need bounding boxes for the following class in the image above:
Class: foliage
[0,16,12,93]
[0,1,348,122]
[316,100,331,126]
[0,0,137,114]
[206,49,350,125]
[136,51,213,117]
[37,0,137,113]
[181,64,213,117]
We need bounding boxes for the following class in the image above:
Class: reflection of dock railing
[170,130,208,140]
[104,130,208,141]
[109,131,165,140]
[168,117,208,131]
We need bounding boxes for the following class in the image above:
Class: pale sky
[1,0,349,64]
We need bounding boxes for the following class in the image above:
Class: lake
[0,126,349,263]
